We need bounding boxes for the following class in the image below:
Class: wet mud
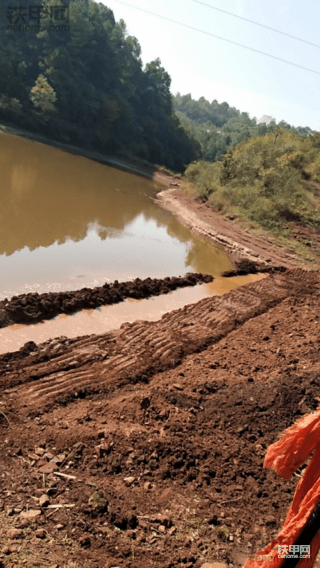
[221,259,287,277]
[0,273,213,329]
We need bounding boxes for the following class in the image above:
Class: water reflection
[0,134,233,298]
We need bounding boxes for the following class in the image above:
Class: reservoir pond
[0,134,265,353]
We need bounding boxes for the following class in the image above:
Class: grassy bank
[183,129,320,264]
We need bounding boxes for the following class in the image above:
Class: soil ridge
[0,273,213,329]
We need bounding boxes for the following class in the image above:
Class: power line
[113,0,320,76]
[193,0,320,49]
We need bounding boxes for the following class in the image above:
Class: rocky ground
[0,268,320,568]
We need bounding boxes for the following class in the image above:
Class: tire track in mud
[3,268,319,410]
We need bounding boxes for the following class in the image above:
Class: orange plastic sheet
[243,406,320,568]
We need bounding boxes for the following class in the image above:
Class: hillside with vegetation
[173,93,315,164]
[0,0,201,171]
[183,130,320,259]
[0,0,316,175]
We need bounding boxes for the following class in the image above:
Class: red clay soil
[1,268,320,568]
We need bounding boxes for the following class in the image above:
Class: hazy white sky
[101,0,320,130]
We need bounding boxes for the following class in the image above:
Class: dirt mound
[221,260,287,277]
[0,272,213,329]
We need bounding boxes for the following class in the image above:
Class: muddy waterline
[0,273,266,354]
[0,134,265,353]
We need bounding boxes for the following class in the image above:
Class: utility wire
[193,0,320,49]
[113,0,320,76]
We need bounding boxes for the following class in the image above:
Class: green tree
[29,74,57,113]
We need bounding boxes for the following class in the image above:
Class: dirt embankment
[0,273,213,329]
[154,182,310,274]
[0,268,320,568]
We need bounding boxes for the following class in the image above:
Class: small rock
[1,545,10,554]
[138,520,147,529]
[124,476,135,486]
[229,535,234,541]
[168,526,176,535]
[158,525,166,534]
[19,518,31,528]
[39,494,50,507]
[7,528,23,539]
[43,451,54,460]
[34,447,45,456]
[50,455,63,465]
[144,481,152,490]
[55,524,64,530]
[6,506,14,516]
[35,528,46,538]
[28,451,40,460]
[20,509,41,521]
[172,383,183,390]
[9,544,17,552]
[38,461,58,474]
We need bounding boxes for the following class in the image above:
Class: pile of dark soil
[221,259,287,277]
[0,272,213,329]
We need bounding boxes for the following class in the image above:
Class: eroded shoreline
[155,184,308,273]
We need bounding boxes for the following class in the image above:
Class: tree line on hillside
[173,93,315,164]
[0,0,316,173]
[0,0,201,171]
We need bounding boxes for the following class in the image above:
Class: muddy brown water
[0,134,265,353]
